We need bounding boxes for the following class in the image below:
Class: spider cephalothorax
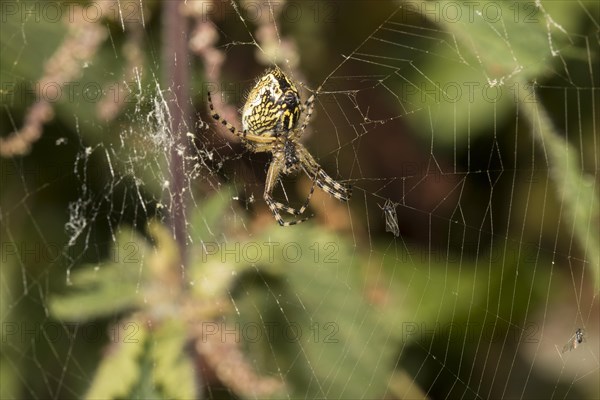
[207,68,351,226]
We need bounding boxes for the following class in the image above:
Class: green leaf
[150,319,198,399]
[188,186,236,244]
[517,84,600,291]
[405,0,582,144]
[401,51,515,145]
[50,228,150,321]
[85,318,148,400]
[233,225,398,399]
[85,318,197,400]
[50,221,183,321]
[373,238,553,345]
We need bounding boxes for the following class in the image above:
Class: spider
[207,68,351,226]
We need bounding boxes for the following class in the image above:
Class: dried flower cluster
[1,4,109,157]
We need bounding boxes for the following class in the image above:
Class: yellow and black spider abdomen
[242,69,301,137]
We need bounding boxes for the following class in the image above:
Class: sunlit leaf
[50,228,150,321]
[150,319,198,399]
[85,318,148,400]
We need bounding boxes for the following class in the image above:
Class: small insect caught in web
[379,199,399,237]
[561,328,585,353]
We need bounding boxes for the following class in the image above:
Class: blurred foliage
[404,0,600,288]
[516,84,600,290]
[1,1,598,399]
[402,0,593,144]
[49,191,402,398]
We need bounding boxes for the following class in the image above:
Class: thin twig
[163,0,191,266]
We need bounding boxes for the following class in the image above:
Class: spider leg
[297,144,352,201]
[207,91,275,144]
[291,85,321,140]
[299,92,316,132]
[251,143,276,153]
[206,90,242,136]
[314,169,352,202]
[269,178,316,216]
[264,156,312,226]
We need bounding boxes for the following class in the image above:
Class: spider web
[1,1,599,399]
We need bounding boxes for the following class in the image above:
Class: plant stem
[163,0,190,266]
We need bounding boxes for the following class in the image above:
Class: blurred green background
[1,1,598,399]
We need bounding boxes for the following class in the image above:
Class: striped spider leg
[259,141,350,226]
[296,143,351,202]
